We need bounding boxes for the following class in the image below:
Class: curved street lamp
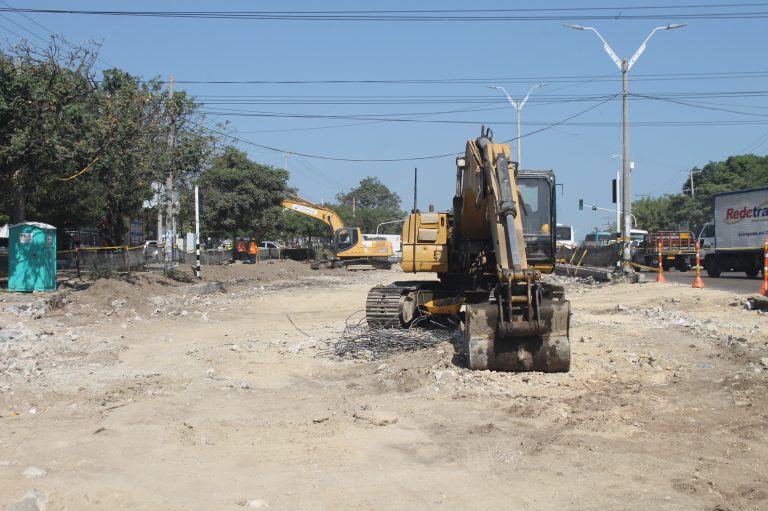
[564,23,685,270]
[487,83,547,169]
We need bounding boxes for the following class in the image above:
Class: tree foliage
[191,146,289,238]
[335,177,405,233]
[0,40,96,223]
[0,39,212,245]
[633,154,768,235]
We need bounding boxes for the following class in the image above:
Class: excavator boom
[280,195,345,233]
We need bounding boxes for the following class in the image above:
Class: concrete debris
[238,499,269,508]
[4,489,48,511]
[435,369,458,384]
[22,467,47,478]
[353,411,398,427]
[746,295,768,311]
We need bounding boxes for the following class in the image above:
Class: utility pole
[164,74,175,268]
[194,185,201,279]
[615,171,621,232]
[283,152,289,170]
[690,169,701,197]
[11,57,24,223]
[565,23,685,271]
[156,183,163,243]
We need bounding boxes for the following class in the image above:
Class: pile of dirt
[59,272,182,321]
[52,260,355,324]
[173,258,337,283]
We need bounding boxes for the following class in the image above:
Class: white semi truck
[698,187,768,278]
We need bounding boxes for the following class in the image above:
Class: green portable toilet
[8,222,57,292]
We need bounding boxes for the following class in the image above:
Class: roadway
[637,268,765,294]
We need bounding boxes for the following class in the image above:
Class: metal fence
[0,243,323,280]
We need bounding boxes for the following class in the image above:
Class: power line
[196,108,768,127]
[5,5,768,21]
[633,93,768,117]
[0,0,117,70]
[150,70,768,86]
[190,94,618,162]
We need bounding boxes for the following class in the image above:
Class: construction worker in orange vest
[236,238,246,262]
[247,238,259,264]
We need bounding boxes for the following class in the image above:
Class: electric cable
[191,94,618,162]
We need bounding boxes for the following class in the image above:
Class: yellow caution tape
[58,156,100,181]
[630,261,661,272]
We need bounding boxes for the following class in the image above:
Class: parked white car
[259,241,285,259]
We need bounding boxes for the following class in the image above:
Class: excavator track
[365,286,404,328]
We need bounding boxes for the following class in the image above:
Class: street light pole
[487,83,546,169]
[565,23,685,270]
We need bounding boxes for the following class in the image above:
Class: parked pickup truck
[633,231,696,272]
[699,187,768,278]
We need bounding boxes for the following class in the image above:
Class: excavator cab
[334,228,358,252]
[518,171,557,270]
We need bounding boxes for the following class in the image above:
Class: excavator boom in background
[281,195,394,269]
[365,128,571,372]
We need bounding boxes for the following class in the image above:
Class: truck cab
[698,222,715,255]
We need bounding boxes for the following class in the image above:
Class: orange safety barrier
[760,239,768,296]
[656,242,667,283]
[692,240,704,288]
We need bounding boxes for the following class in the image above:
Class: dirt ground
[1,261,767,510]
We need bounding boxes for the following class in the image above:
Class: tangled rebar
[323,311,459,360]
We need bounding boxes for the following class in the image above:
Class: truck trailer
[698,187,768,278]
[633,231,696,272]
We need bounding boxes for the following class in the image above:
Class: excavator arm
[459,127,569,371]
[280,194,345,233]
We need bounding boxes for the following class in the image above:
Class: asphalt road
[639,268,766,294]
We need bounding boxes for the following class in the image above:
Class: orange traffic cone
[759,239,768,296]
[692,241,705,289]
[656,242,667,283]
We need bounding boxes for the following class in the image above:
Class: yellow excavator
[281,194,394,269]
[365,127,571,371]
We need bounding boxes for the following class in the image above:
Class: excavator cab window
[518,176,555,263]
[334,228,358,252]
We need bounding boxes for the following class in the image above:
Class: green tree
[193,146,289,239]
[335,177,404,233]
[0,39,97,223]
[0,40,213,245]
[634,154,768,235]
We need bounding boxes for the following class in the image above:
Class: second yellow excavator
[281,194,394,269]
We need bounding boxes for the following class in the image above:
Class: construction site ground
[1,260,767,510]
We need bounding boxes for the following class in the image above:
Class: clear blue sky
[4,1,768,239]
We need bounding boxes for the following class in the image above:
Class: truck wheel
[746,267,759,279]
[706,260,721,278]
[677,262,689,272]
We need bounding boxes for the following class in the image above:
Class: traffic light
[578,199,583,210]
